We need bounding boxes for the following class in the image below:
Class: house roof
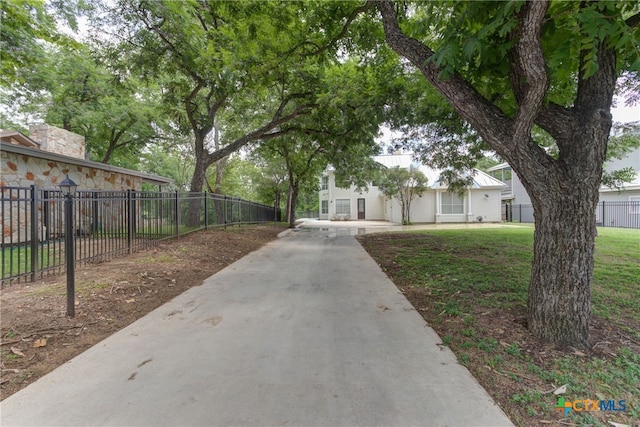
[0,130,40,148]
[373,154,506,190]
[1,142,172,186]
[486,162,509,172]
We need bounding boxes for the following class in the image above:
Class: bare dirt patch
[0,224,286,400]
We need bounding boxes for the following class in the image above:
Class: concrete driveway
[0,222,513,427]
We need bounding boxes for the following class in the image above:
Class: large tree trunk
[526,185,598,348]
[375,0,618,349]
[520,109,609,348]
[285,182,299,228]
[274,190,281,219]
[212,157,228,225]
[186,151,208,227]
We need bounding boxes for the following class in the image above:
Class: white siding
[470,189,503,222]
[319,154,504,223]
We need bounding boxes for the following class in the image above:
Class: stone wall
[1,151,143,243]
[29,124,86,159]
[1,151,142,191]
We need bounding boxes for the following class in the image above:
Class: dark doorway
[357,198,365,220]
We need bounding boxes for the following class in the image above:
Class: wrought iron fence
[1,186,282,286]
[503,201,640,229]
[294,210,319,219]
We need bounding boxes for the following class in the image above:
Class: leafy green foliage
[379,0,640,184]
[377,166,428,225]
[1,0,57,85]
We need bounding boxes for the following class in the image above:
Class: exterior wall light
[59,174,78,197]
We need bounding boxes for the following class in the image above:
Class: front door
[357,198,365,220]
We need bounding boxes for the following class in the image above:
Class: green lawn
[358,225,640,426]
[1,245,61,282]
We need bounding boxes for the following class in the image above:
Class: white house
[487,147,640,206]
[487,148,640,226]
[319,153,506,224]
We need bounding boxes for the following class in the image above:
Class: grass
[1,224,203,282]
[1,245,60,281]
[359,225,640,426]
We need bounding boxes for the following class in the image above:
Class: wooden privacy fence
[1,186,282,286]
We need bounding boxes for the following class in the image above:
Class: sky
[611,103,640,124]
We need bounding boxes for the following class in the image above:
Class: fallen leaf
[608,422,631,427]
[33,338,47,348]
[553,384,568,395]
[125,299,135,303]
[573,350,586,357]
[10,347,25,357]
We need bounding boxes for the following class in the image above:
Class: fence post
[127,190,133,253]
[224,195,228,229]
[204,192,208,230]
[30,185,39,281]
[601,201,605,228]
[92,191,99,235]
[175,191,180,238]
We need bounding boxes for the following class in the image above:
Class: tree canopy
[2,0,639,349]
[370,0,639,348]
[378,165,428,225]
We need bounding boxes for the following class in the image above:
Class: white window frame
[321,200,328,214]
[335,199,351,215]
[321,176,328,190]
[441,192,464,214]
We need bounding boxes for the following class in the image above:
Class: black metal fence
[503,201,640,229]
[294,210,319,219]
[1,186,282,286]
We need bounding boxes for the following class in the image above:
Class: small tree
[378,166,428,225]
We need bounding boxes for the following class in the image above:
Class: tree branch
[137,5,203,84]
[311,2,373,56]
[184,80,207,150]
[206,102,317,165]
[509,0,550,141]
[374,0,511,154]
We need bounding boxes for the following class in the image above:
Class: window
[335,199,351,215]
[321,176,328,190]
[630,196,640,214]
[321,200,328,214]
[441,192,464,214]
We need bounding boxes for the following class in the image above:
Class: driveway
[0,222,513,426]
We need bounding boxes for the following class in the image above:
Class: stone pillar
[29,124,86,159]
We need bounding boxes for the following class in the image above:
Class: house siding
[599,189,640,202]
[319,164,504,224]
[489,147,640,206]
